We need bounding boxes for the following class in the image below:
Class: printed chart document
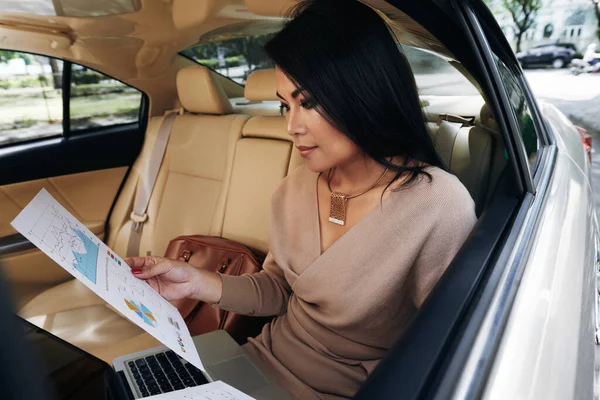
[143,381,255,399]
[11,189,203,371]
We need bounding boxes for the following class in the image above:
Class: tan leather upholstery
[428,107,499,217]
[176,66,233,115]
[111,114,249,257]
[477,104,507,208]
[222,138,293,254]
[242,116,289,141]
[244,69,278,101]
[0,167,126,307]
[232,69,280,116]
[19,67,247,358]
[19,68,302,361]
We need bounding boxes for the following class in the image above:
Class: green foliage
[0,75,52,90]
[0,51,34,65]
[502,0,542,52]
[183,33,276,71]
[72,70,105,85]
[194,56,245,69]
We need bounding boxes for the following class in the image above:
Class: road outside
[522,69,600,214]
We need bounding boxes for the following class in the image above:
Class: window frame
[424,1,560,398]
[0,49,146,147]
[354,0,560,398]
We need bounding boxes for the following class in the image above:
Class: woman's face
[275,66,362,173]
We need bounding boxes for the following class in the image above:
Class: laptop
[18,315,290,400]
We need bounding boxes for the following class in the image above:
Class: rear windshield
[181,22,279,85]
[181,23,478,97]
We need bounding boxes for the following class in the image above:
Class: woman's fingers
[129,258,175,279]
[124,256,164,269]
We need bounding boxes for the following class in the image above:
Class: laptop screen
[18,316,125,400]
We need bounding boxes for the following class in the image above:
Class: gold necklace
[327,167,388,226]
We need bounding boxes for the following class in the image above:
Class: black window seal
[63,60,72,137]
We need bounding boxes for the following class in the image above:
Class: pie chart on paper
[125,298,157,328]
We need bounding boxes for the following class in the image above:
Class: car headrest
[479,103,499,133]
[176,67,233,115]
[245,69,278,102]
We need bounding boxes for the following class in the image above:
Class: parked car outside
[516,43,576,69]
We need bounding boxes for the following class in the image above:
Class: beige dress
[217,165,477,399]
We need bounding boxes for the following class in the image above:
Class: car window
[492,53,539,170]
[403,46,480,96]
[70,65,143,132]
[0,49,143,146]
[0,51,64,145]
[182,31,277,85]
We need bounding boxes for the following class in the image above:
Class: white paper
[143,381,255,400]
[11,189,204,371]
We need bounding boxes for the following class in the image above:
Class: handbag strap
[127,109,181,257]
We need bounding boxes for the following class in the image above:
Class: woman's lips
[297,146,317,157]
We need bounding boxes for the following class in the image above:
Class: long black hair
[264,0,444,187]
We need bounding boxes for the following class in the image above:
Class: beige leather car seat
[19,68,300,363]
[19,67,250,361]
[107,67,250,258]
[221,70,302,253]
[477,103,507,207]
[429,121,492,216]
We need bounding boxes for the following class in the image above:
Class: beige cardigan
[217,165,477,399]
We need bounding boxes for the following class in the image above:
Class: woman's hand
[124,256,223,304]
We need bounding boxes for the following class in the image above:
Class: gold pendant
[329,192,347,225]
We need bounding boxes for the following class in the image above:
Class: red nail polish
[132,268,143,275]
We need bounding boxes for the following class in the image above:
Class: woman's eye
[301,99,316,110]
[279,103,290,116]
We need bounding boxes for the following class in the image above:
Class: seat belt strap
[126,109,180,257]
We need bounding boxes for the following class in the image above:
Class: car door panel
[0,123,143,186]
[482,150,595,400]
[0,166,127,307]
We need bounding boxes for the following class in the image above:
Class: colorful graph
[125,298,157,328]
[71,228,98,284]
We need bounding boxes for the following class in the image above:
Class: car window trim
[440,143,557,400]
[459,2,535,195]
[63,60,72,137]
[0,48,147,142]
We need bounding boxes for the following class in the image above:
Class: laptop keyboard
[127,350,209,397]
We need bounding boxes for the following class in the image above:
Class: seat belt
[126,109,181,257]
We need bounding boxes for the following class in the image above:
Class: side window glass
[492,53,539,169]
[70,65,143,132]
[0,51,64,145]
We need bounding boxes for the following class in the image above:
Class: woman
[126,0,477,398]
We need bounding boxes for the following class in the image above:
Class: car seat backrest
[221,69,303,254]
[428,121,492,217]
[107,66,249,257]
